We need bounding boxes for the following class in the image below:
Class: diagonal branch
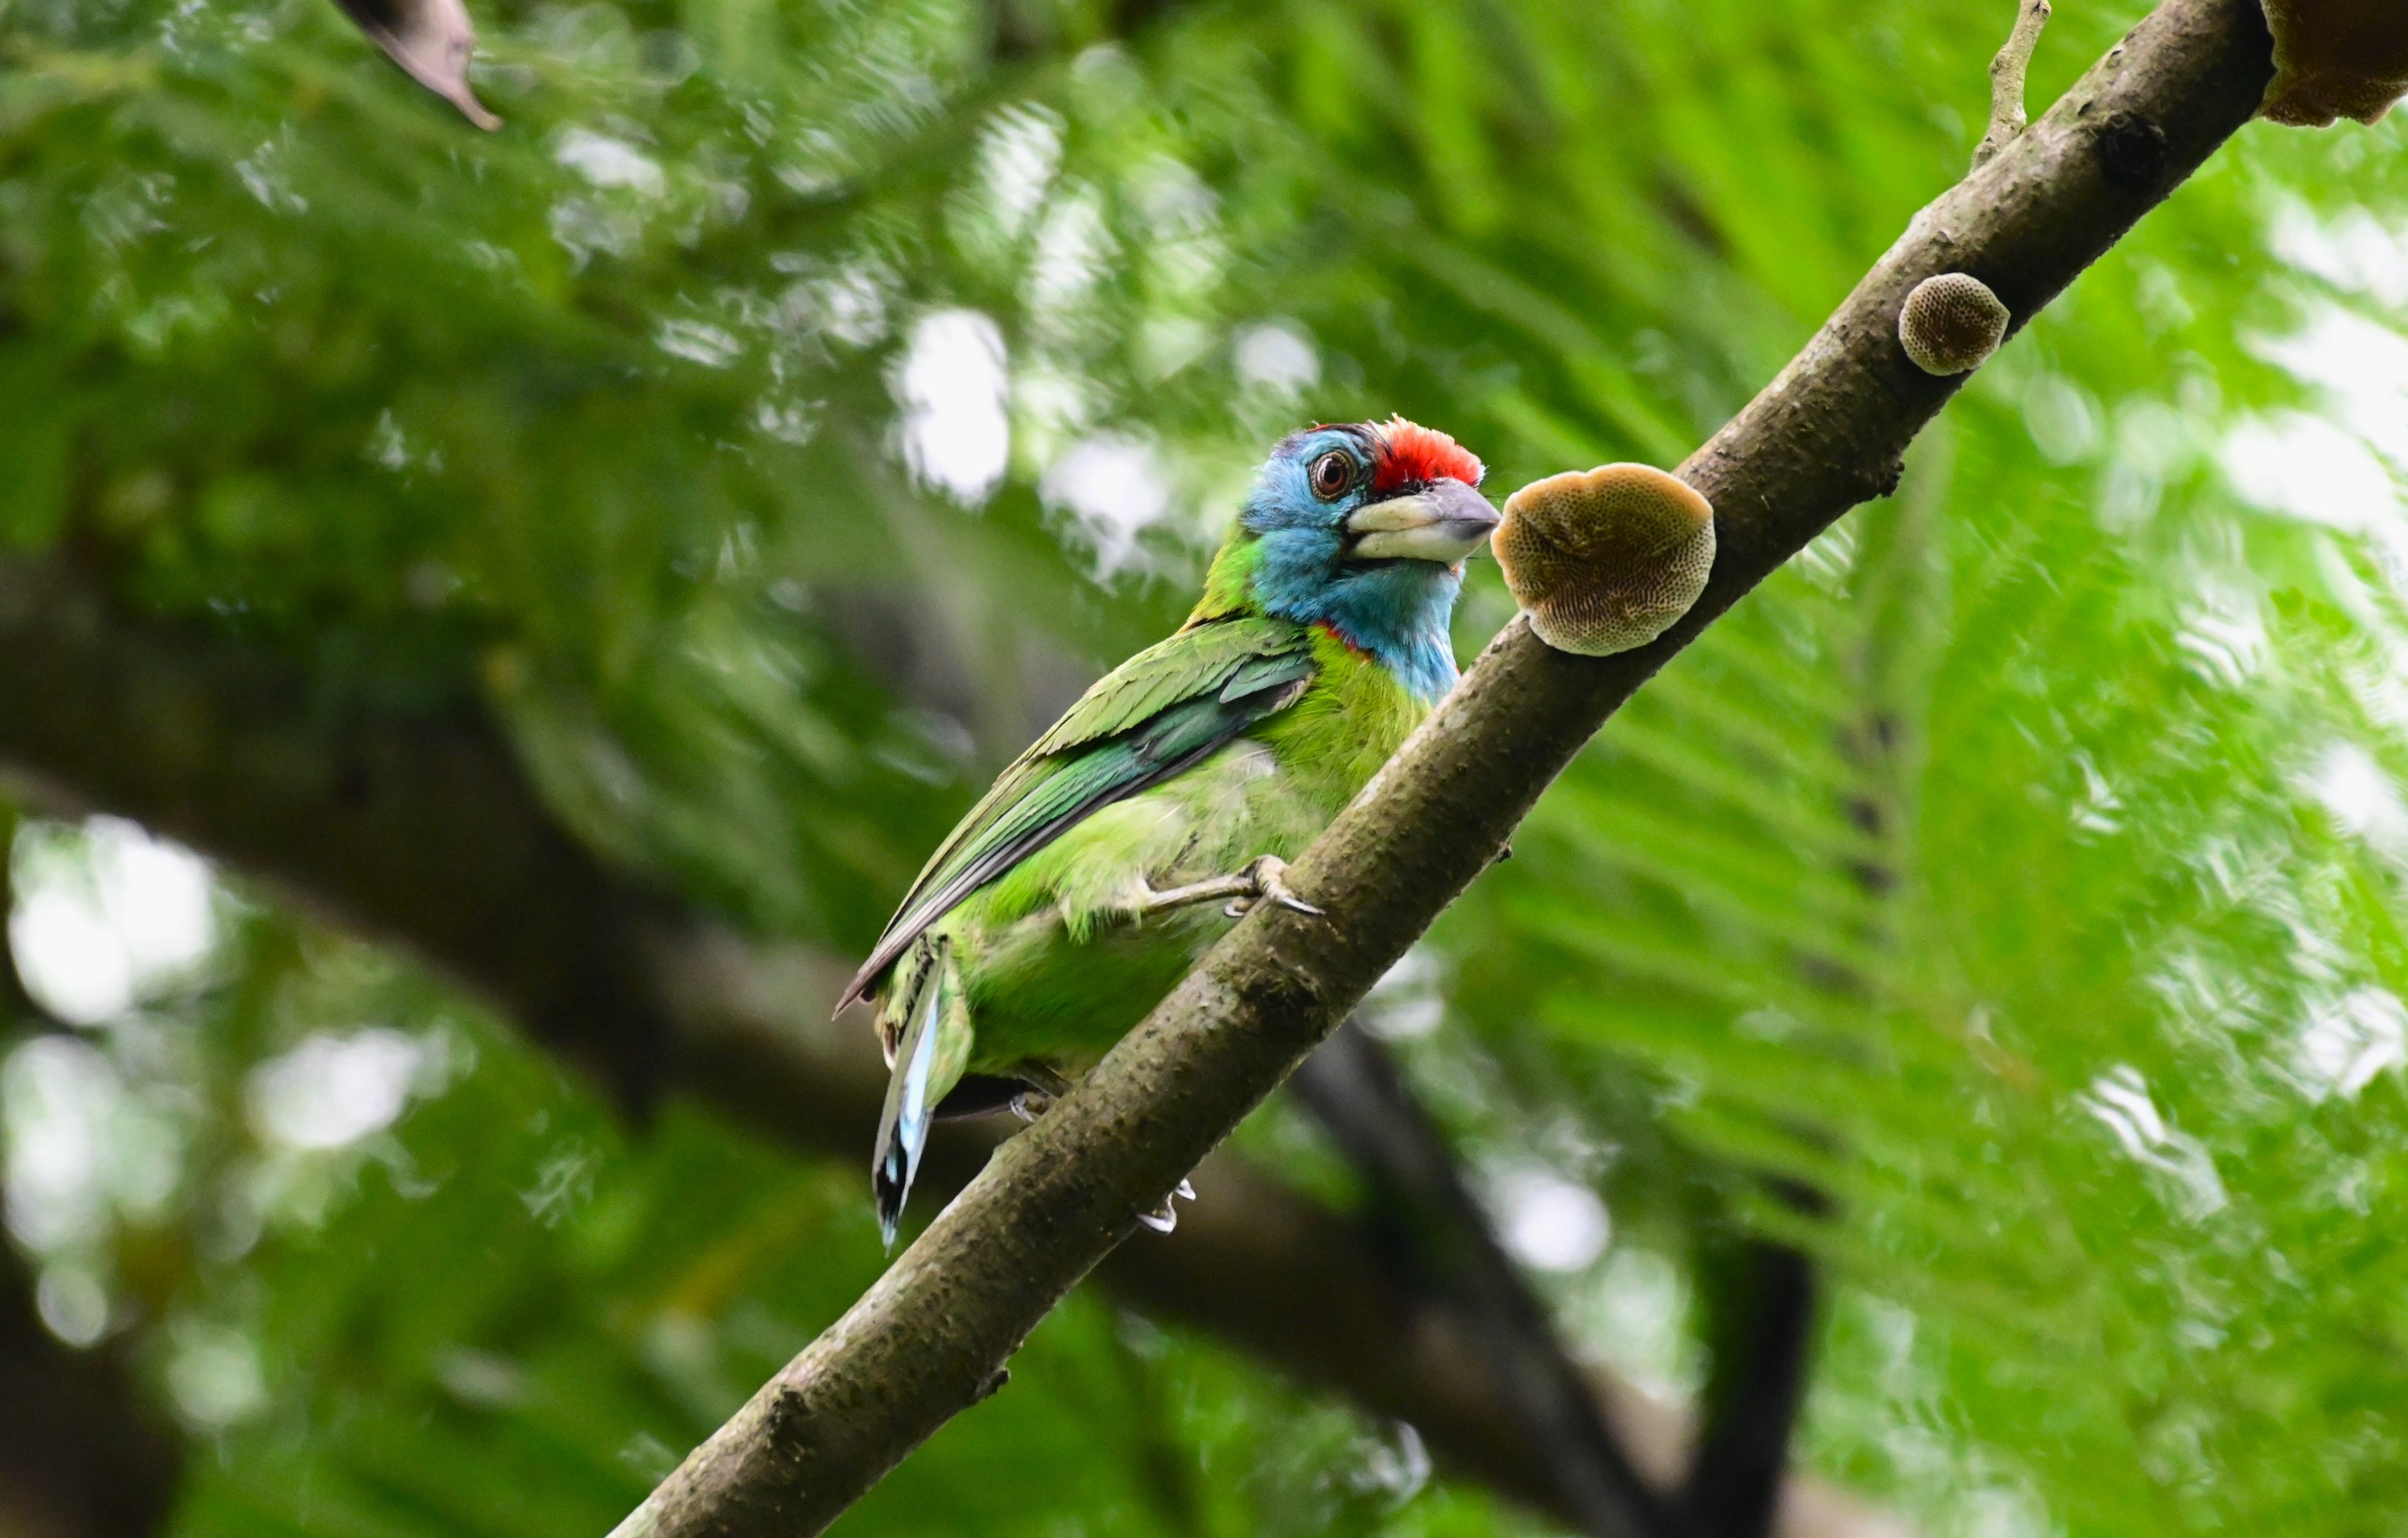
[0,557,680,1114]
[610,2,2277,1533]
[1292,1020,1679,1538]
[0,558,1899,1536]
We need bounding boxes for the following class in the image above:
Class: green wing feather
[1026,616,1310,755]
[839,616,1316,1009]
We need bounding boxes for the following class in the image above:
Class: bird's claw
[1009,1089,1055,1122]
[1135,857,1322,922]
[1223,855,1325,919]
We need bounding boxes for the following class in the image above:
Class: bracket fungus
[1898,273,2011,376]
[2258,0,2408,126]
[1493,464,1715,657]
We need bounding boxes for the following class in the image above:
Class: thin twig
[1292,1021,1681,1538]
[603,4,2276,1534]
[1975,0,2054,168]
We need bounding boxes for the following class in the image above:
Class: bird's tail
[872,936,972,1250]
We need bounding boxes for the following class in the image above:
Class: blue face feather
[1236,424,1486,703]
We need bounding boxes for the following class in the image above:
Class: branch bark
[611,2,2277,1532]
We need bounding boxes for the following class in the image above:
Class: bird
[838,417,1497,1245]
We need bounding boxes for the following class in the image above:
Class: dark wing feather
[837,617,1315,1009]
[1220,650,1317,702]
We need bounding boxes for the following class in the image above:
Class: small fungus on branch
[1898,273,2012,376]
[1975,0,2054,167]
[1493,466,1715,658]
[2258,0,2408,125]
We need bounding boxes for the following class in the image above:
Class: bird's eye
[1309,451,1354,501]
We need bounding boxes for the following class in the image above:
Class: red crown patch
[1369,417,1484,494]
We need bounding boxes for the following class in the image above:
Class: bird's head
[1194,417,1494,701]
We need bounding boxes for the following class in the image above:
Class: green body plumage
[849,419,1493,1239]
[887,623,1422,1082]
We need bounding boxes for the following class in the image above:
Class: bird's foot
[1136,1177,1199,1235]
[1132,856,1322,921]
[1009,1089,1054,1122]
[1225,855,1323,919]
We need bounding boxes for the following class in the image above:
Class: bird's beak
[1343,479,1500,564]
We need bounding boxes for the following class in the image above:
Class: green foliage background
[4,0,2407,1533]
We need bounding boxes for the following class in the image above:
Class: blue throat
[1245,526,1463,704]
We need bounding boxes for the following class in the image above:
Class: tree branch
[0,559,678,1112]
[1292,1021,1678,1538]
[0,559,1901,1536]
[1683,1202,1824,1538]
[611,2,2276,1532]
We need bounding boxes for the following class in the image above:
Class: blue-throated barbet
[840,418,1494,1243]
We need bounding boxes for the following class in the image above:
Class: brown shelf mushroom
[1494,464,1714,657]
[1899,273,2011,377]
[2259,0,2408,127]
